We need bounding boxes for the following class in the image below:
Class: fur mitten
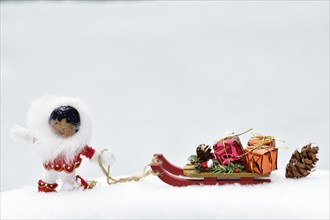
[10,125,35,144]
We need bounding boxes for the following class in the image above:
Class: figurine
[10,96,115,192]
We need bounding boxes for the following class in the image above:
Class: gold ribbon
[222,139,231,164]
[214,128,253,144]
[250,131,286,143]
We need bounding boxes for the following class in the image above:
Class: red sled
[150,154,271,187]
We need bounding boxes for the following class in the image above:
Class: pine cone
[196,144,213,163]
[285,143,319,178]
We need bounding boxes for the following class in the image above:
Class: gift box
[244,146,278,174]
[213,136,245,165]
[248,136,275,147]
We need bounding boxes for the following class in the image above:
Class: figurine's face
[50,118,77,138]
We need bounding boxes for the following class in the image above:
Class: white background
[1,1,329,193]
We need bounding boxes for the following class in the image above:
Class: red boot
[76,175,88,189]
[76,175,96,189]
[38,179,58,193]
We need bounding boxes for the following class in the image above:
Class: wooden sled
[150,154,271,187]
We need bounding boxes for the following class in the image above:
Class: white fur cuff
[91,150,116,166]
[10,125,35,144]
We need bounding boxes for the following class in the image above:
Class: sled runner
[150,154,271,186]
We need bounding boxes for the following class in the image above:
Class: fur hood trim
[27,95,93,163]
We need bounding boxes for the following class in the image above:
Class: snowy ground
[1,169,329,219]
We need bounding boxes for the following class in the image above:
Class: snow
[1,169,329,219]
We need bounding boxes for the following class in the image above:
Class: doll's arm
[10,125,36,144]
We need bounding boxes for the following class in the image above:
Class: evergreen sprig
[188,155,245,173]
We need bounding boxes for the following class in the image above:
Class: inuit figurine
[11,96,115,192]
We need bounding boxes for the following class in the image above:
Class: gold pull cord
[98,149,160,185]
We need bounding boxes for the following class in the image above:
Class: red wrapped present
[213,136,245,165]
[244,146,278,174]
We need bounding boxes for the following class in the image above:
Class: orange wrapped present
[248,136,275,147]
[244,146,278,174]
